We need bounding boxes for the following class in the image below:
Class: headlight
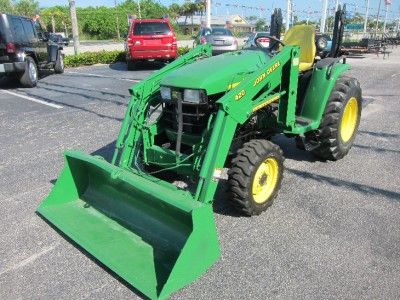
[160,86,171,100]
[183,89,205,103]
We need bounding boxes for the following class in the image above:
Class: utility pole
[383,2,388,33]
[335,0,339,12]
[375,0,382,36]
[397,6,400,34]
[286,0,290,31]
[291,2,294,26]
[206,0,211,28]
[68,0,80,55]
[363,0,370,35]
[320,0,328,33]
[115,0,120,40]
[137,0,141,18]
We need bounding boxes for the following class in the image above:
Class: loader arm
[112,44,212,168]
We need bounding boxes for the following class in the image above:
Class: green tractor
[38,6,361,300]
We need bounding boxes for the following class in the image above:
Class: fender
[299,57,350,127]
[22,48,39,64]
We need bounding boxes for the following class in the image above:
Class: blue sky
[38,0,400,21]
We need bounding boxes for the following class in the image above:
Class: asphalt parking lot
[1,50,399,299]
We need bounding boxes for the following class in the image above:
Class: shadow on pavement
[18,90,123,122]
[40,81,128,99]
[359,130,400,139]
[273,135,318,163]
[91,140,116,162]
[287,167,400,203]
[0,69,56,88]
[353,143,400,154]
[37,82,128,106]
[109,61,166,72]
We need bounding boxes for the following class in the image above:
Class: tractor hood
[160,50,269,95]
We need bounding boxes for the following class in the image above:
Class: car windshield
[211,28,232,36]
[255,32,270,38]
[200,27,212,36]
[133,22,171,35]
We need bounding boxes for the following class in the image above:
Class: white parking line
[66,71,140,82]
[1,90,63,109]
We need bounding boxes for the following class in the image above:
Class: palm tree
[181,2,192,26]
[168,3,181,21]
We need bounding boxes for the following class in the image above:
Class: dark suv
[0,13,64,87]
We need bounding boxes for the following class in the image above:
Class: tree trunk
[191,14,194,35]
[51,15,56,33]
[68,0,80,55]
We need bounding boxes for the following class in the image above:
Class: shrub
[178,46,190,56]
[64,47,191,68]
[64,50,125,67]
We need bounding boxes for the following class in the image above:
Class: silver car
[206,28,238,55]
[243,32,271,49]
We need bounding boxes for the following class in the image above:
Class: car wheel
[54,51,65,74]
[19,56,38,88]
[127,61,136,71]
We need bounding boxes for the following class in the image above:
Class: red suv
[126,18,177,70]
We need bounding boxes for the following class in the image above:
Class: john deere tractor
[38,6,361,300]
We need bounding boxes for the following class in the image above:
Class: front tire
[311,76,362,160]
[19,56,38,88]
[228,140,284,216]
[54,51,65,74]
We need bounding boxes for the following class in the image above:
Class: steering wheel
[255,35,285,49]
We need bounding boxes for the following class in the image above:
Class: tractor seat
[283,25,316,72]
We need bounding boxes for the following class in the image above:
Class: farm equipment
[37,6,362,300]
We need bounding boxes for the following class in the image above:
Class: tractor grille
[162,89,211,135]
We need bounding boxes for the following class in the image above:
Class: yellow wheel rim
[252,157,279,204]
[340,97,359,143]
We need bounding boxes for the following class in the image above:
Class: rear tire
[127,61,136,71]
[311,76,362,160]
[228,140,284,216]
[54,51,64,74]
[19,56,38,88]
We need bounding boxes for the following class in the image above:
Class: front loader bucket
[37,151,220,300]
